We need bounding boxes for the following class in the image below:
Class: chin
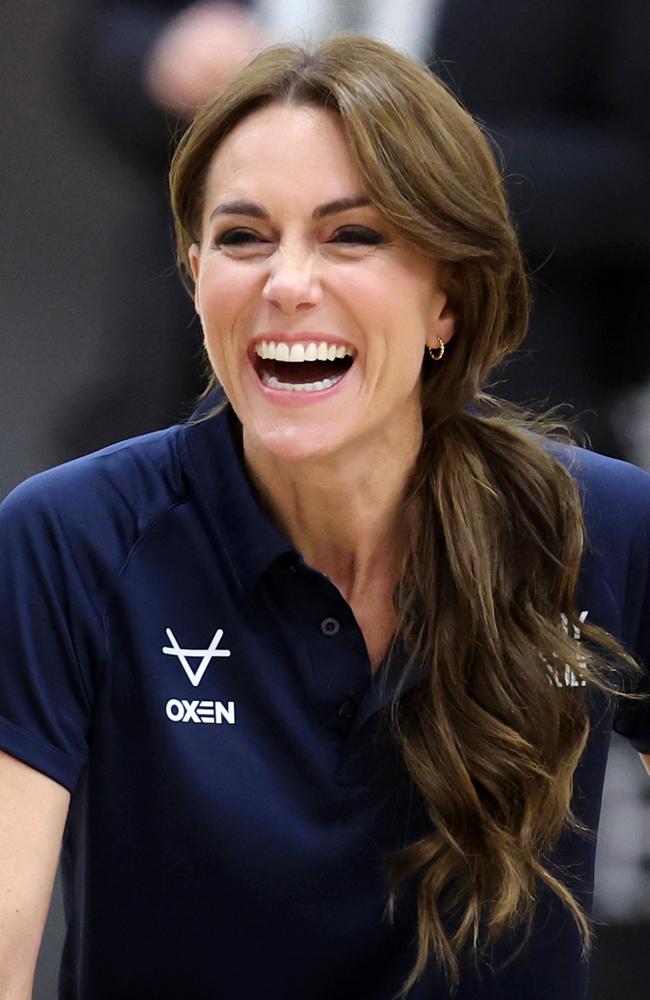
[245,417,348,466]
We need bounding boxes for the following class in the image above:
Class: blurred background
[1,2,649,997]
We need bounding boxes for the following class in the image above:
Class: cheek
[197,268,264,391]
[198,272,237,327]
[198,269,255,346]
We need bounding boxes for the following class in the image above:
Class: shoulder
[548,445,650,645]
[549,442,650,539]
[0,425,188,568]
[547,440,650,498]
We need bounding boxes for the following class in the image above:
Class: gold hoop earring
[427,338,445,361]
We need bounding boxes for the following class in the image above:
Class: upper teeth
[255,340,354,362]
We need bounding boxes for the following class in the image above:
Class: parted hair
[169,36,636,995]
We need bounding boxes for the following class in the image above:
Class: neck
[242,416,422,605]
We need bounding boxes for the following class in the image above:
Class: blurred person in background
[433,0,650,461]
[64,0,650,462]
[62,1,267,453]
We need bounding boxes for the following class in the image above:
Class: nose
[262,247,322,314]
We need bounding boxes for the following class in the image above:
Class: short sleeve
[0,473,105,790]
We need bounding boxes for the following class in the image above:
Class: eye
[330,226,384,245]
[216,228,269,247]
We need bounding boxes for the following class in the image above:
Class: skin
[144,3,266,118]
[189,104,455,664]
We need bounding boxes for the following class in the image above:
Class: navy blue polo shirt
[1,394,649,1000]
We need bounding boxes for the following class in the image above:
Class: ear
[428,286,457,351]
[188,243,201,313]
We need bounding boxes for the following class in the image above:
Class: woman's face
[190,102,455,464]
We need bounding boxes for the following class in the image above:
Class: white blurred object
[594,735,650,921]
[257,0,443,61]
[364,0,442,60]
[611,383,650,472]
[257,0,333,45]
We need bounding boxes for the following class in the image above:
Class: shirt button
[338,700,357,720]
[320,617,340,636]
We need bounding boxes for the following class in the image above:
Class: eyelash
[333,226,383,245]
[215,225,384,247]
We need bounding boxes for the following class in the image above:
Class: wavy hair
[169,36,637,994]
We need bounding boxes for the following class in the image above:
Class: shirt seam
[99,499,194,673]
[178,422,245,592]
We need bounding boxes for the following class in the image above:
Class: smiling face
[190,102,455,465]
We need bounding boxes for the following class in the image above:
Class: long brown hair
[169,36,637,994]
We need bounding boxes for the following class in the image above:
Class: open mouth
[251,339,356,393]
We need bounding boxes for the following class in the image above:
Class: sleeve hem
[0,715,85,792]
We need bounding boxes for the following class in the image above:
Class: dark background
[1,3,648,997]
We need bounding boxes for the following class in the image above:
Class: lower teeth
[261,372,344,392]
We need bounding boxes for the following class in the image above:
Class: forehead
[202,103,363,211]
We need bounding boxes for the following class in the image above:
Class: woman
[1,35,649,1000]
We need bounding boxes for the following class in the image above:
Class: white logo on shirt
[165,698,235,724]
[162,627,231,687]
[547,610,589,687]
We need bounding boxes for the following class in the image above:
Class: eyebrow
[209,195,372,223]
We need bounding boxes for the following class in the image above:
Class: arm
[640,754,650,777]
[484,122,650,265]
[69,1,261,172]
[0,752,69,1000]
[433,0,650,265]
[69,1,182,171]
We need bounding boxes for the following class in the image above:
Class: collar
[181,390,426,710]
[180,389,297,594]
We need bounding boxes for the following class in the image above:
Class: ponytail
[388,404,635,993]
